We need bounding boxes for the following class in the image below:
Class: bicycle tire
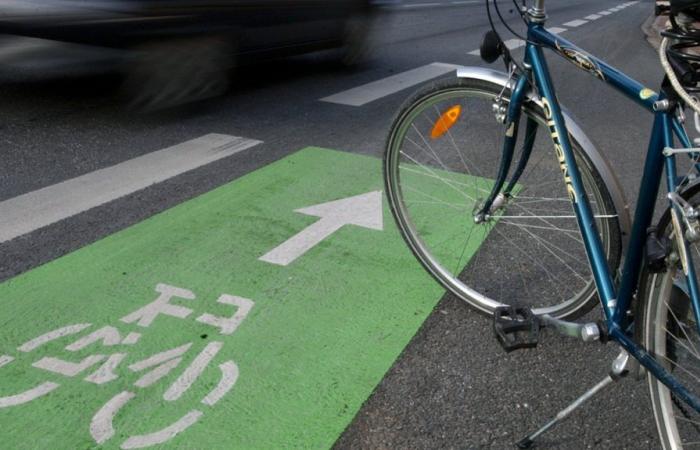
[641,181,700,449]
[384,77,621,319]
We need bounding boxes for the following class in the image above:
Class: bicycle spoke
[503,220,589,282]
[666,300,700,357]
[431,103,485,181]
[403,185,469,211]
[491,226,569,291]
[453,224,476,275]
[659,352,700,386]
[399,151,477,203]
[385,81,617,317]
[400,163,491,195]
[498,221,582,238]
[664,326,700,362]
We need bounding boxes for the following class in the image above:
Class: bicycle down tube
[515,24,700,412]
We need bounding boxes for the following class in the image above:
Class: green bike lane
[0,147,487,449]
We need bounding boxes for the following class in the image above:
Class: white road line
[0,134,262,243]
[392,0,478,7]
[402,2,440,8]
[468,27,564,56]
[585,14,601,20]
[469,27,566,56]
[503,38,525,50]
[563,19,588,27]
[320,62,460,106]
[598,10,612,15]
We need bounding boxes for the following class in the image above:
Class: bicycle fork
[474,73,539,222]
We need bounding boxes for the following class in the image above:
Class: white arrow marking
[259,190,383,266]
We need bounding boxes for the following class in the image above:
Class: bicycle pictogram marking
[0,283,254,449]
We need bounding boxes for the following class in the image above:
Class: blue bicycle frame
[499,22,700,412]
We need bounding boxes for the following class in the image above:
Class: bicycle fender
[456,66,632,249]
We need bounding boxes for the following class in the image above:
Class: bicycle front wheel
[642,182,700,449]
[384,78,621,319]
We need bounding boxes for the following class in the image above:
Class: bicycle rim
[384,80,620,318]
[644,186,700,449]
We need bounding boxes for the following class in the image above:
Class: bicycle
[383,0,700,447]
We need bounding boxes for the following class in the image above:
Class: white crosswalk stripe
[563,19,587,27]
[320,62,460,106]
[0,134,262,243]
[323,0,640,108]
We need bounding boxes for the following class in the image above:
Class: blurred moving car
[0,0,376,108]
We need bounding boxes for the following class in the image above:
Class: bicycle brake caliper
[491,65,517,125]
[669,191,700,243]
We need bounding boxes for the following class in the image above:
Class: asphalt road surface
[0,0,669,448]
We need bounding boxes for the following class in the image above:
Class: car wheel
[340,13,373,67]
[122,35,235,111]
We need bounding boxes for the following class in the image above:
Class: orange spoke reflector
[431,105,462,139]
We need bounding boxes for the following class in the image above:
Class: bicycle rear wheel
[384,77,621,319]
[642,183,700,449]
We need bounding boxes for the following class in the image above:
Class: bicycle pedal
[493,306,539,352]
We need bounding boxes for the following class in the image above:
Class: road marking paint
[0,382,60,408]
[598,10,612,15]
[127,343,192,372]
[84,353,126,385]
[468,28,564,56]
[18,323,92,352]
[0,134,261,243]
[402,2,440,7]
[320,62,460,106]
[164,341,223,401]
[387,0,479,7]
[259,190,383,266]
[195,294,254,335]
[90,391,136,444]
[563,19,588,27]
[200,361,239,406]
[65,326,123,351]
[133,358,182,388]
[0,147,481,448]
[585,14,601,20]
[33,354,106,377]
[121,410,203,449]
[0,355,14,368]
[503,38,525,50]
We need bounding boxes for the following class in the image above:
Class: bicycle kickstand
[514,350,630,449]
